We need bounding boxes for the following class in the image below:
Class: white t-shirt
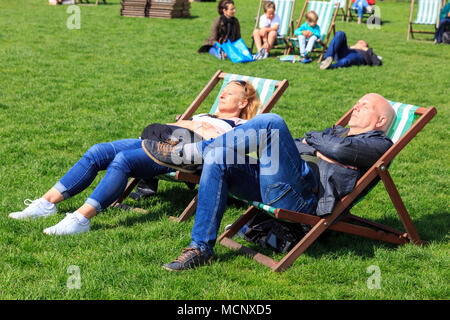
[259,13,281,32]
[191,114,247,135]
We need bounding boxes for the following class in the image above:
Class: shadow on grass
[90,186,198,231]
[216,210,450,264]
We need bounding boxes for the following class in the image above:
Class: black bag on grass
[243,214,309,253]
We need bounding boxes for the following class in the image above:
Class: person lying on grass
[9,81,260,235]
[319,31,382,70]
[141,93,395,271]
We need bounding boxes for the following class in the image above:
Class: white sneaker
[319,56,333,70]
[43,213,90,235]
[9,198,57,220]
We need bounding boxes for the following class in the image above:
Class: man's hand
[316,150,357,170]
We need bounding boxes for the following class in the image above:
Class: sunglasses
[231,80,248,94]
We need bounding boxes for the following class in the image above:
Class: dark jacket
[295,125,393,216]
[200,16,241,49]
[355,48,382,66]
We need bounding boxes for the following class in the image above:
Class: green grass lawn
[0,0,448,300]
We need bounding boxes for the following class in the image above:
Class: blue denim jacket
[295,125,393,216]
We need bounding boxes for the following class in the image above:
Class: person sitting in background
[197,0,241,59]
[352,0,375,24]
[435,1,450,44]
[252,1,281,60]
[294,10,321,63]
[319,31,382,70]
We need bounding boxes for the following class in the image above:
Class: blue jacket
[294,22,321,39]
[295,125,393,216]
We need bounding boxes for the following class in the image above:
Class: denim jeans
[324,31,365,69]
[54,139,173,211]
[435,18,450,43]
[352,0,369,18]
[189,114,318,254]
[298,35,318,55]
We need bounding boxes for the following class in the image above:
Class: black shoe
[142,139,199,174]
[162,248,213,272]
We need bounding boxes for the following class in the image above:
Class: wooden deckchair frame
[251,0,297,55]
[334,0,348,21]
[218,105,437,272]
[288,0,339,62]
[110,70,289,218]
[407,0,443,40]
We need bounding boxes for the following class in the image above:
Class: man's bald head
[348,93,395,135]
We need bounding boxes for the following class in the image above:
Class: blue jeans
[324,31,365,69]
[352,0,370,18]
[435,18,450,43]
[54,139,173,211]
[298,35,318,55]
[189,114,318,254]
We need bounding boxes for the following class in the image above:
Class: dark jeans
[189,114,318,254]
[435,18,450,43]
[55,139,173,211]
[324,31,365,69]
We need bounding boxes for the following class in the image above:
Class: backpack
[243,214,310,253]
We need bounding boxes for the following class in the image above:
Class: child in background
[294,11,321,63]
[252,1,281,60]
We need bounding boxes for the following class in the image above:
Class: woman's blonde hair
[231,80,261,120]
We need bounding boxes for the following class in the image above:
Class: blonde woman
[9,81,260,236]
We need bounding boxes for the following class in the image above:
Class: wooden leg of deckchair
[218,205,258,241]
[345,213,405,237]
[273,218,330,272]
[277,209,408,245]
[169,194,198,222]
[219,206,278,269]
[376,164,425,245]
[110,177,140,208]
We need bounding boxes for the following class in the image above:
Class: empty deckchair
[110,70,289,220]
[219,102,437,272]
[251,0,296,54]
[407,0,443,40]
[288,0,339,62]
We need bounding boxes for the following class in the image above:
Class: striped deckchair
[407,0,443,40]
[110,70,289,220]
[331,0,347,21]
[251,0,296,54]
[219,102,437,272]
[289,0,339,62]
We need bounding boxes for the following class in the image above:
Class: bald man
[145,94,395,271]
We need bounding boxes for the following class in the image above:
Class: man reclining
[143,93,395,271]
